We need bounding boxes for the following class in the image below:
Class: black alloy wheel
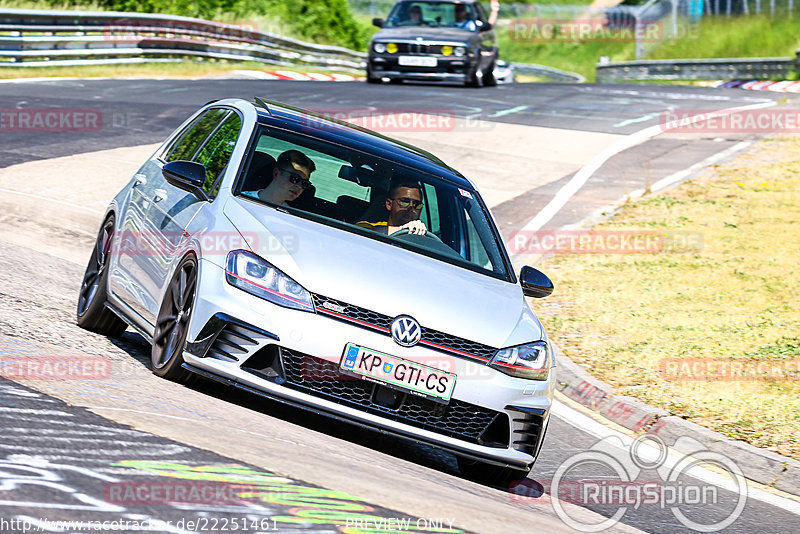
[76,215,127,336]
[151,254,198,382]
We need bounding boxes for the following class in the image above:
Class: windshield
[235,124,509,280]
[385,1,478,28]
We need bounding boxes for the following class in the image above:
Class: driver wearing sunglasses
[247,149,316,206]
[357,180,428,236]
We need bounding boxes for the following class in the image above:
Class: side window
[165,108,228,163]
[194,113,242,197]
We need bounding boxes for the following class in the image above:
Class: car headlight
[454,46,466,57]
[386,42,398,53]
[441,45,453,56]
[225,250,314,312]
[490,341,550,380]
[373,42,386,53]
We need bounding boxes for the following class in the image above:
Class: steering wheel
[389,227,445,243]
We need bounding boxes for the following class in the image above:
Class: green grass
[536,135,800,459]
[497,14,800,82]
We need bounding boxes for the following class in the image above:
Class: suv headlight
[454,46,466,57]
[490,341,551,380]
[373,42,387,53]
[225,250,314,312]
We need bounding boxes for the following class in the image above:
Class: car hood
[224,197,544,349]
[372,26,474,43]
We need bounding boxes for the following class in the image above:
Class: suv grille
[312,293,497,363]
[279,348,509,447]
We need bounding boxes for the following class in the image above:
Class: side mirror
[479,21,493,31]
[372,18,384,28]
[520,266,554,298]
[162,160,209,201]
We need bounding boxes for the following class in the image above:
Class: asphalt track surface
[1,79,799,533]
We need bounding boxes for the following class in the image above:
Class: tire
[76,215,127,337]
[483,59,497,87]
[151,254,198,383]
[366,67,381,84]
[457,457,531,487]
[465,65,481,88]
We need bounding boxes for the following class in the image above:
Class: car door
[120,108,230,324]
[108,109,225,322]
[144,109,244,320]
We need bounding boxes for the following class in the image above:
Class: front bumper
[368,55,477,82]
[185,259,554,469]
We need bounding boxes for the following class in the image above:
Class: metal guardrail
[0,8,586,83]
[0,8,368,71]
[512,62,586,83]
[596,56,797,82]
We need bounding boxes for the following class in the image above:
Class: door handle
[153,189,168,202]
[133,173,147,186]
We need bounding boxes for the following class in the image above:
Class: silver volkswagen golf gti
[77,98,555,484]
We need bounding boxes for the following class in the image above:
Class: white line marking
[490,105,528,118]
[613,112,663,128]
[0,408,73,416]
[552,399,800,514]
[649,140,750,194]
[518,100,777,234]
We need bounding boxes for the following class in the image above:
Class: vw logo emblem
[391,315,421,347]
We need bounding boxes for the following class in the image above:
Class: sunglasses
[393,197,424,210]
[279,168,312,190]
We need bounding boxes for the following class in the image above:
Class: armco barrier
[596,55,798,82]
[0,8,586,83]
[0,8,367,71]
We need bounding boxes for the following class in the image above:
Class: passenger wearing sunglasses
[357,180,428,236]
[245,149,315,206]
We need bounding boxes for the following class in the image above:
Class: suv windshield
[385,1,477,28]
[235,124,509,280]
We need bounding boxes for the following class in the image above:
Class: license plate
[398,56,438,67]
[340,343,456,403]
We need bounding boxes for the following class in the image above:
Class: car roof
[252,98,477,191]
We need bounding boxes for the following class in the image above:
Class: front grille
[279,348,509,446]
[396,43,435,54]
[312,293,497,362]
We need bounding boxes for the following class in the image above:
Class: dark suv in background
[367,0,498,87]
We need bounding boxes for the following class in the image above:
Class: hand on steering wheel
[389,227,445,243]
